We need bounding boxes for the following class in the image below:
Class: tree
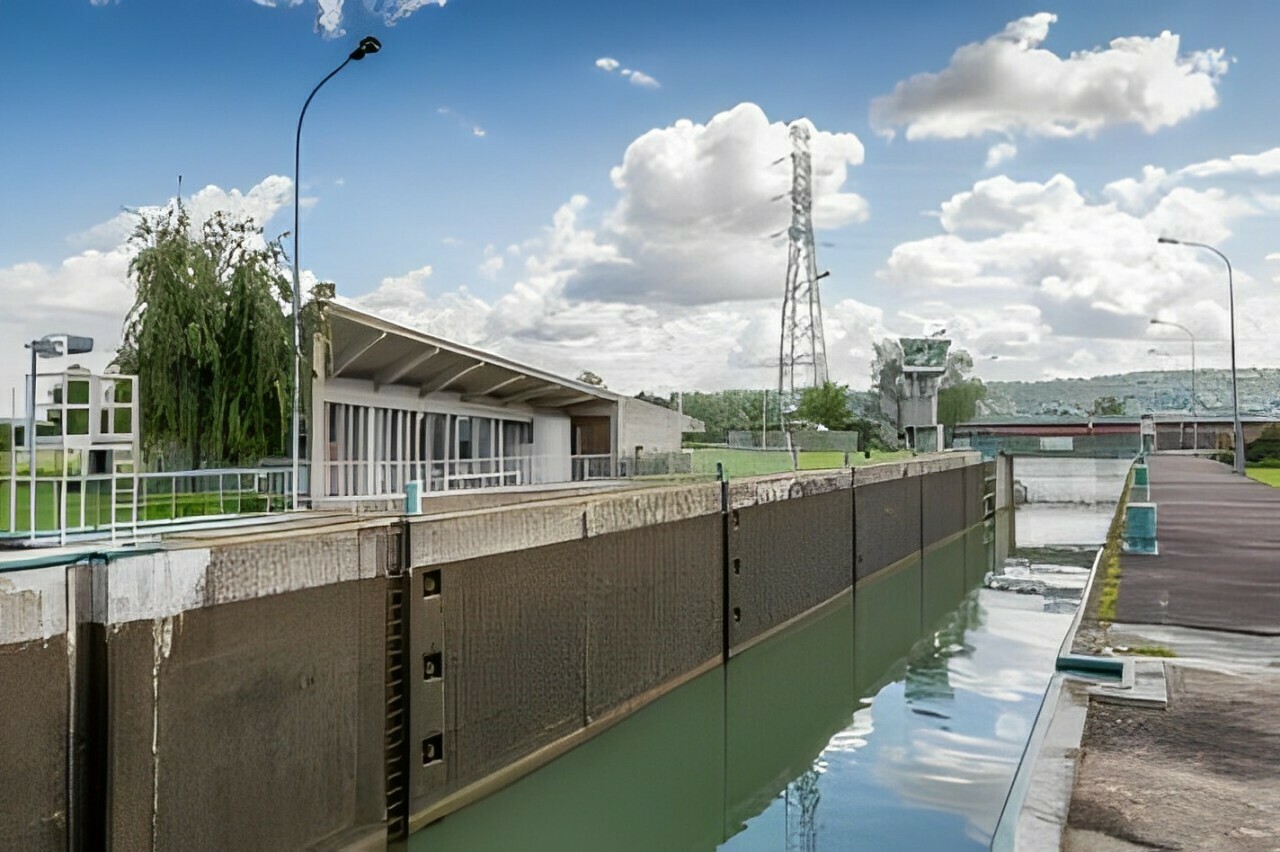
[1089,396,1126,416]
[115,203,295,466]
[871,338,905,432]
[937,379,986,427]
[795,381,854,430]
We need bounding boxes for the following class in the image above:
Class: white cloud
[871,13,1227,141]
[252,0,445,38]
[478,245,504,279]
[595,56,660,88]
[1103,165,1172,214]
[344,104,876,392]
[1180,147,1280,178]
[985,142,1017,169]
[0,176,306,399]
[627,71,660,89]
[879,162,1280,380]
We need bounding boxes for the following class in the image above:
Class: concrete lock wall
[401,452,988,834]
[1,451,998,849]
[0,563,71,851]
[100,527,394,852]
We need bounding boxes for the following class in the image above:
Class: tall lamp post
[1156,237,1243,474]
[23,334,93,539]
[1150,318,1197,450]
[291,35,382,511]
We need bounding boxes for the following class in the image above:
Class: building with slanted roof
[308,303,701,505]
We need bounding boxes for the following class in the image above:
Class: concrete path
[1116,455,1280,635]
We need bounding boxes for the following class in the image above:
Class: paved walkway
[1116,455,1280,635]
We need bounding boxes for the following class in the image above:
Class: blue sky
[4,0,1280,397]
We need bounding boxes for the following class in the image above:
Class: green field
[0,480,285,534]
[1246,467,1280,487]
[689,448,913,479]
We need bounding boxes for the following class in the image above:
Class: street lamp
[23,334,92,539]
[1150,318,1197,449]
[291,35,382,510]
[1156,237,1243,474]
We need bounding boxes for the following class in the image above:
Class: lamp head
[1157,236,1180,245]
[350,36,382,60]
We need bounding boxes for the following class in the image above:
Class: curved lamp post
[291,35,381,510]
[1150,318,1197,449]
[1156,237,1243,474]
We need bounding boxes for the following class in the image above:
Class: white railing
[2,453,295,543]
[319,452,619,498]
[571,454,613,481]
[322,455,527,497]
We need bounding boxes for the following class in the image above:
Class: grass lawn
[1,480,283,534]
[1246,467,1280,487]
[690,448,913,479]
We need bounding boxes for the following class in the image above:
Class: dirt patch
[1066,665,1280,850]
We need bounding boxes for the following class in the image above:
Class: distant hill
[978,368,1280,418]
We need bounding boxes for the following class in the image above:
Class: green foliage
[679,389,772,443]
[633,390,673,410]
[795,381,854,430]
[117,204,297,466]
[872,337,977,434]
[1245,423,1280,463]
[937,379,986,427]
[1090,396,1126,416]
[1096,471,1134,624]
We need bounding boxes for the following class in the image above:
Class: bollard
[1123,502,1158,554]
[405,480,423,515]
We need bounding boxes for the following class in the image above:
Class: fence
[727,430,863,452]
[2,457,294,543]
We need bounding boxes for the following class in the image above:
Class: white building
[309,304,701,504]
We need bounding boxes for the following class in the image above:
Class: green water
[415,518,1077,851]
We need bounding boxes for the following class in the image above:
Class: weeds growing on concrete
[1123,645,1177,657]
[1096,469,1134,625]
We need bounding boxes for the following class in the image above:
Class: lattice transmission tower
[777,121,829,399]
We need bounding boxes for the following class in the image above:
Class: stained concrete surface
[1116,456,1280,634]
[0,636,67,851]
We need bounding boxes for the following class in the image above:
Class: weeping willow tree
[114,203,299,467]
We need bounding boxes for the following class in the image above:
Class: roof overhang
[322,302,619,410]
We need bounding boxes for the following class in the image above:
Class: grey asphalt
[1116,455,1280,635]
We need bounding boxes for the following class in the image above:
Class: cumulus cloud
[625,70,660,89]
[595,57,661,88]
[253,0,446,38]
[1180,148,1280,178]
[871,13,1227,141]
[0,176,307,398]
[344,104,878,391]
[985,142,1017,169]
[879,162,1280,380]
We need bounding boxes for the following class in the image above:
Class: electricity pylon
[777,120,830,400]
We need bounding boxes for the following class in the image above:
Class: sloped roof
[323,302,618,409]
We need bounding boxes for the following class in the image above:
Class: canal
[413,478,1116,851]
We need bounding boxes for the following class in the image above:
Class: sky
[4,0,1280,401]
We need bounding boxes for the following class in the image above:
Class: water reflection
[414,524,1082,852]
[726,586,1076,851]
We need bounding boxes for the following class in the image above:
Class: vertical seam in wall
[919,473,925,635]
[719,478,730,833]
